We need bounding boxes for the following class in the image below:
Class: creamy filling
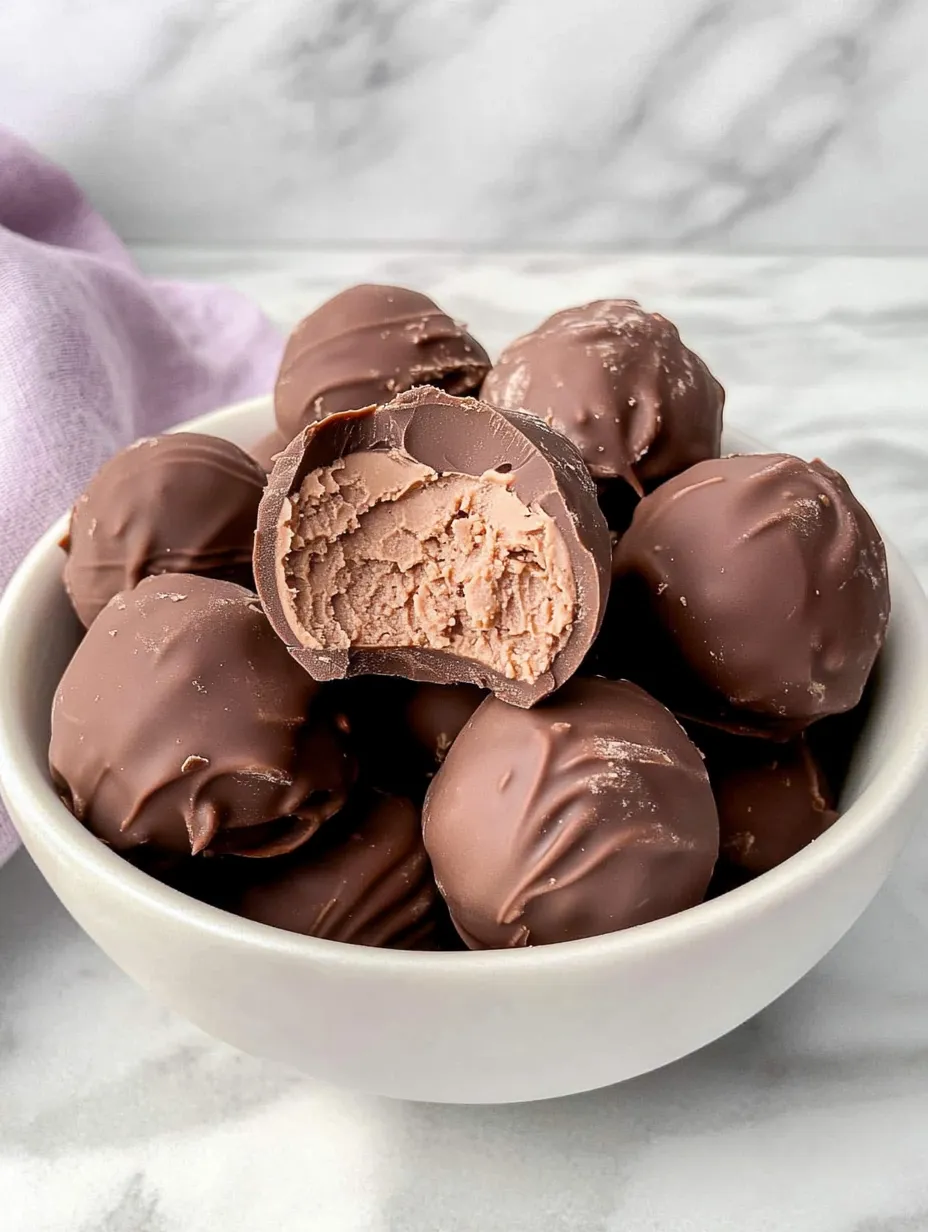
[279,449,577,682]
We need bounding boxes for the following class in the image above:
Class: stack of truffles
[50,284,891,950]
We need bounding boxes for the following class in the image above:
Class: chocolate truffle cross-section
[255,386,612,707]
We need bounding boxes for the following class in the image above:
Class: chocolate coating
[63,433,265,628]
[50,575,355,859]
[482,299,723,495]
[275,284,491,440]
[230,792,441,948]
[692,727,838,877]
[422,677,719,948]
[404,683,485,766]
[609,454,890,735]
[255,386,612,707]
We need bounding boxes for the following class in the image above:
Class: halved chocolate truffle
[608,454,890,736]
[63,433,266,628]
[50,575,356,860]
[275,284,491,440]
[229,792,441,948]
[482,299,723,499]
[422,677,719,948]
[255,387,612,707]
[690,727,838,877]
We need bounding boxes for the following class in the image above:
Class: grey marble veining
[2,249,928,1231]
[2,0,928,249]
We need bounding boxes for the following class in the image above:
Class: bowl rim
[2,396,927,980]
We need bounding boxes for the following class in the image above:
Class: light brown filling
[279,449,577,682]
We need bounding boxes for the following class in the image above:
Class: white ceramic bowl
[2,396,927,1105]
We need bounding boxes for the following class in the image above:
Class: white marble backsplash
[2,0,927,250]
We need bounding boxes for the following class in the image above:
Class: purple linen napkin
[0,127,283,868]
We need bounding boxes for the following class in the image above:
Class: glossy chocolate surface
[483,299,723,497]
[608,453,890,735]
[275,283,490,439]
[232,792,441,948]
[423,677,719,947]
[50,575,355,859]
[63,432,265,628]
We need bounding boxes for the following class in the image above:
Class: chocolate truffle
[482,300,724,497]
[50,574,355,860]
[255,386,612,708]
[693,727,838,877]
[403,683,485,766]
[230,792,441,948]
[249,430,288,473]
[63,433,265,628]
[422,677,719,948]
[609,454,890,736]
[275,284,491,440]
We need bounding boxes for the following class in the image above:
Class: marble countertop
[3,250,928,1232]
[6,0,928,252]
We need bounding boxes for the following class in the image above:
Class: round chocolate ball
[230,792,441,948]
[50,575,356,861]
[63,432,265,628]
[609,454,890,736]
[423,677,719,948]
[693,727,838,877]
[275,284,491,440]
[481,299,724,499]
